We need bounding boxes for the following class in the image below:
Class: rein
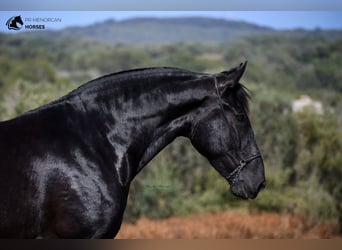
[213,76,261,185]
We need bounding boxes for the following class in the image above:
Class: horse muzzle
[230,178,266,199]
[226,155,266,199]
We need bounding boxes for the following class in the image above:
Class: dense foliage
[0,30,341,229]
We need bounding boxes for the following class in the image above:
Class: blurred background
[0,11,341,238]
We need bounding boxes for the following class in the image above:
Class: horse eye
[236,113,245,121]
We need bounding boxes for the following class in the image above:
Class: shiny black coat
[0,65,265,238]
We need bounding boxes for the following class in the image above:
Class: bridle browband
[212,76,261,185]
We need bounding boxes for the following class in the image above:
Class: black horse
[0,62,265,238]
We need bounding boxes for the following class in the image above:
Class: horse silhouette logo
[6,16,24,30]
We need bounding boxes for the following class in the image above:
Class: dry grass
[116,210,340,239]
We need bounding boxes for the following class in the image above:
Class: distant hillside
[23,17,275,44]
[4,17,342,45]
[57,17,274,44]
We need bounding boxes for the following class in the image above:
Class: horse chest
[34,158,128,238]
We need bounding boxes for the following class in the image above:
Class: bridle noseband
[225,154,261,185]
[213,76,261,185]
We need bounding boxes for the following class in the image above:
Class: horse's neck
[136,82,209,171]
[77,77,212,185]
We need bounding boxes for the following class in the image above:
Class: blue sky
[1,11,342,33]
[1,1,342,11]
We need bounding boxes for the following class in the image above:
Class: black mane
[13,67,251,120]
[70,67,250,114]
[70,67,207,95]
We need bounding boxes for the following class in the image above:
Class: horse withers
[0,62,265,238]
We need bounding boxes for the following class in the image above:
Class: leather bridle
[213,76,261,185]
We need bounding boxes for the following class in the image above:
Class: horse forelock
[223,81,250,114]
[236,83,250,114]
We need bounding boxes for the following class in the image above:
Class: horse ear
[232,61,247,83]
[218,61,247,95]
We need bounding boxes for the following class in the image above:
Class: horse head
[190,62,265,199]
